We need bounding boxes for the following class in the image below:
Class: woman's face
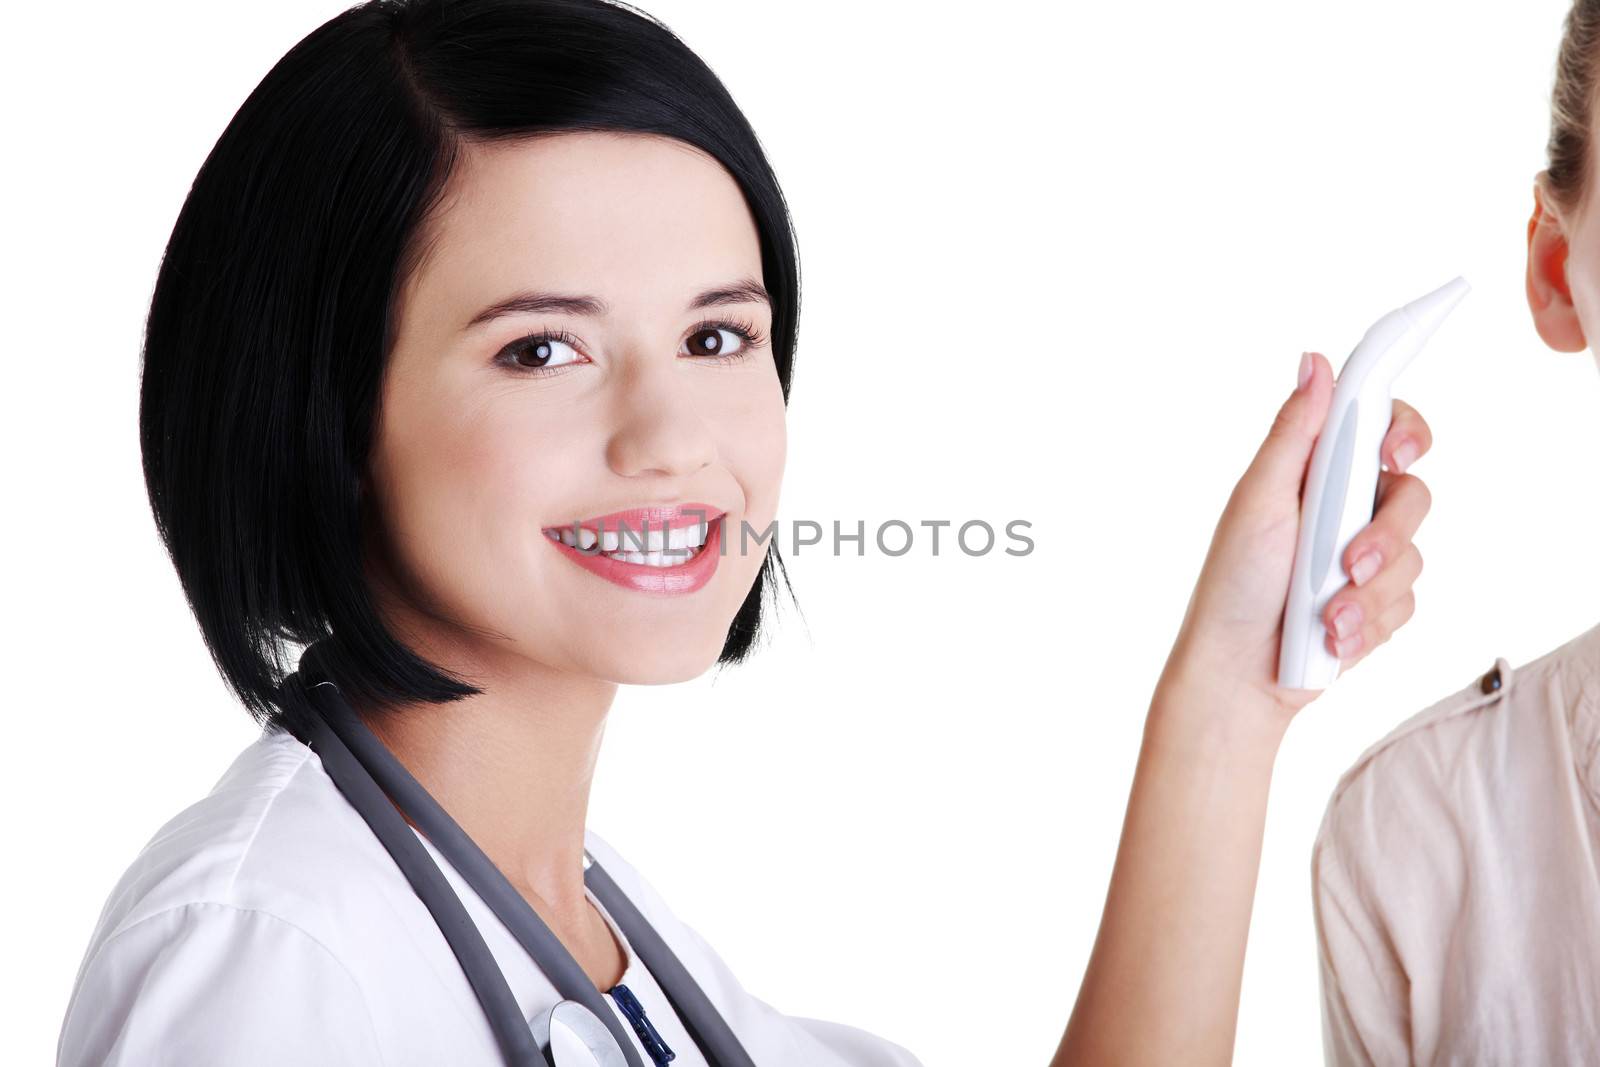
[367,131,786,684]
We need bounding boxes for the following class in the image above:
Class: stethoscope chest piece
[531,999,630,1067]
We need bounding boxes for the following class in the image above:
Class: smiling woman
[54,0,890,1064]
[54,0,1445,1065]
[362,130,787,689]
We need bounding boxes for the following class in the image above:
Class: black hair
[139,0,799,736]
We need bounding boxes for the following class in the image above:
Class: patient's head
[1529,1,1600,366]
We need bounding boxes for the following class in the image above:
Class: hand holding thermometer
[1276,276,1471,690]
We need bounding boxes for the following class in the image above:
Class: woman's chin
[587,637,728,686]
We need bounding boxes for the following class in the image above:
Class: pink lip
[545,513,724,596]
[544,502,725,535]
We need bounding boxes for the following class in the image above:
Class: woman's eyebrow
[689,277,771,312]
[462,277,770,332]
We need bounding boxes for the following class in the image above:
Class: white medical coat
[57,726,923,1066]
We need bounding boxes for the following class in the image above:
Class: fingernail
[1392,438,1419,473]
[1297,351,1313,392]
[1350,551,1381,586]
[1336,631,1364,659]
[1332,603,1361,639]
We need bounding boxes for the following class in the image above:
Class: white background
[8,1,1599,1063]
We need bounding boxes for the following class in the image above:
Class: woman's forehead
[421,131,762,294]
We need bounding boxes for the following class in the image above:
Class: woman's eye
[682,326,747,359]
[500,333,583,372]
[498,322,763,375]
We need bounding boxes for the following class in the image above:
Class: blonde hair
[1545,1,1600,218]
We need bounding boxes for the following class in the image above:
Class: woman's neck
[352,639,619,931]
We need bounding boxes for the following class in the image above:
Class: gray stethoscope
[280,641,757,1067]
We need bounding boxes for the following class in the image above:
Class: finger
[1345,473,1432,586]
[1325,542,1424,661]
[1382,398,1433,474]
[1329,587,1417,672]
[1327,540,1424,638]
[1244,351,1333,507]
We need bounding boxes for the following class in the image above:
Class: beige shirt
[1313,619,1600,1065]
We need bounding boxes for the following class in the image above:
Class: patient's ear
[1526,175,1587,353]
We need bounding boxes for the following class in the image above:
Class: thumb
[1240,351,1333,504]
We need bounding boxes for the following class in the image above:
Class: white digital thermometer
[1277,275,1470,690]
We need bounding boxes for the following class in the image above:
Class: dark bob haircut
[139,0,799,736]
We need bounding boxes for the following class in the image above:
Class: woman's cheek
[731,384,787,534]
[391,414,540,618]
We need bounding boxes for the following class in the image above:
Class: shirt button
[1479,665,1502,694]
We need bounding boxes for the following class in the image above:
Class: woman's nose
[603,361,718,479]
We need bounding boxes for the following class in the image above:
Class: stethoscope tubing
[282,649,758,1067]
[291,679,559,1066]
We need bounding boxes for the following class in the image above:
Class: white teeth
[612,523,703,553]
[547,526,601,550]
[603,544,703,567]
[545,516,719,567]
[559,528,595,549]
